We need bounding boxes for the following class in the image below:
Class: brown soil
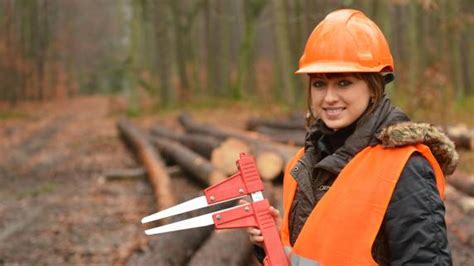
[0,96,473,265]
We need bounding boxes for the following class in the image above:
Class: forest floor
[0,95,473,265]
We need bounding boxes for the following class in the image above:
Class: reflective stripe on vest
[284,246,321,266]
[280,144,445,266]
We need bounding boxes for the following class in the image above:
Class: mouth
[323,107,346,116]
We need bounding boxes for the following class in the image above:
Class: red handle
[253,201,289,266]
[204,153,264,204]
[213,200,289,266]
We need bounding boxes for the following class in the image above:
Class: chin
[323,120,346,130]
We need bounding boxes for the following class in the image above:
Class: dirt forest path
[0,97,157,265]
[1,96,473,265]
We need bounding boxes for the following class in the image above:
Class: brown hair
[305,73,385,127]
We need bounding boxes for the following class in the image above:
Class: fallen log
[253,125,306,146]
[187,229,252,266]
[179,113,300,181]
[210,138,251,176]
[178,112,268,143]
[103,166,182,181]
[445,185,474,248]
[187,181,281,266]
[150,125,220,159]
[152,137,226,186]
[448,174,474,198]
[446,212,474,264]
[210,138,291,181]
[246,116,305,131]
[255,151,285,182]
[128,140,236,265]
[117,119,175,211]
[446,125,474,150]
[445,184,474,214]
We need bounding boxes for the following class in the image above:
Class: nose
[323,85,338,103]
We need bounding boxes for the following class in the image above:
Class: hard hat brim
[295,62,392,75]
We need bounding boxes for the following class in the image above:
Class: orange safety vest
[280,144,445,266]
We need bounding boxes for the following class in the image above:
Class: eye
[338,79,352,87]
[312,80,326,89]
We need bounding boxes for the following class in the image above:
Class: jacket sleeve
[383,153,452,265]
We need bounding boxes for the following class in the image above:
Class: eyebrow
[310,73,352,79]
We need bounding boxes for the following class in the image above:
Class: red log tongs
[141,153,289,266]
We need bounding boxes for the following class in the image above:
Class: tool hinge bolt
[244,206,250,212]
[216,214,222,221]
[210,195,216,202]
[238,188,245,194]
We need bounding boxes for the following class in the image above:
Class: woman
[245,9,457,265]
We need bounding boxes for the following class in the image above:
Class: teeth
[325,108,344,115]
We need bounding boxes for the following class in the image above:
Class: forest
[1,0,474,265]
[1,0,473,121]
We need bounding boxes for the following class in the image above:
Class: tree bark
[128,136,233,266]
[445,185,474,248]
[103,166,182,180]
[178,112,275,143]
[252,125,305,146]
[187,229,253,266]
[272,0,296,105]
[179,113,300,181]
[246,116,305,131]
[188,181,282,266]
[448,174,474,198]
[152,0,175,106]
[150,125,220,159]
[117,119,175,211]
[446,125,474,150]
[152,137,226,186]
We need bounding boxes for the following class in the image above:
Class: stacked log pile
[117,114,474,266]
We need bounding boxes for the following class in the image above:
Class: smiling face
[310,73,372,130]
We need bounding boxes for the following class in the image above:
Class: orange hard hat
[296,9,394,74]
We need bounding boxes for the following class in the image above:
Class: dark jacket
[255,96,457,265]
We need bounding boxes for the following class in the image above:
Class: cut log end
[211,138,251,175]
[257,151,284,181]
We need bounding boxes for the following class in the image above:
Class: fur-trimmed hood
[377,122,458,176]
[306,96,458,177]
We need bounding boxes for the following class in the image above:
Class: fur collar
[377,122,458,175]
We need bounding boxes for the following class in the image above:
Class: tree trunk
[210,138,251,175]
[406,0,420,113]
[152,0,175,106]
[117,119,175,211]
[179,113,300,180]
[252,125,305,146]
[246,116,305,131]
[445,0,464,99]
[188,181,282,266]
[233,0,266,99]
[445,185,474,248]
[127,134,233,266]
[446,125,474,150]
[448,174,474,198]
[272,0,296,105]
[150,125,221,159]
[169,1,190,93]
[152,137,226,186]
